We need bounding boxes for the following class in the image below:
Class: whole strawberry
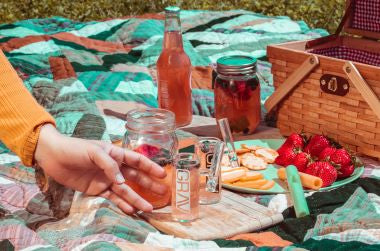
[276,133,304,163]
[305,135,331,157]
[338,164,355,178]
[275,145,297,167]
[292,152,310,172]
[319,147,354,178]
[305,161,337,187]
[283,133,305,149]
[330,149,351,167]
[318,147,336,161]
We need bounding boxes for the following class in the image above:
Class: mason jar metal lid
[216,55,257,76]
[165,6,180,13]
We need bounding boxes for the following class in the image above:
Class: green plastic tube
[286,165,310,218]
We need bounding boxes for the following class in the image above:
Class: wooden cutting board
[140,190,283,240]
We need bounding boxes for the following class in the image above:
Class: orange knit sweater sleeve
[0,50,56,166]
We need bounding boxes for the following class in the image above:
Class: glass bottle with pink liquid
[157,6,193,127]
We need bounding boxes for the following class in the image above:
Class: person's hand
[34,124,168,214]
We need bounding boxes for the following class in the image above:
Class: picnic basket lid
[343,0,380,39]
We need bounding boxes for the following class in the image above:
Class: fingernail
[116,173,125,184]
[157,165,166,177]
[144,204,153,212]
[137,197,153,212]
[119,183,129,190]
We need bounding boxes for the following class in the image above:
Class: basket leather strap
[344,61,380,119]
[264,55,319,113]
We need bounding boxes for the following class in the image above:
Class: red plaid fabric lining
[311,46,380,66]
[352,0,380,32]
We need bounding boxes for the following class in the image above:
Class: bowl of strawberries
[275,133,364,188]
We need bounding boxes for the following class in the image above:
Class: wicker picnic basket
[265,0,380,159]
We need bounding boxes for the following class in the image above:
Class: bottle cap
[165,6,180,13]
[216,55,257,76]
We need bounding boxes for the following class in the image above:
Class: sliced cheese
[239,171,264,181]
[277,167,322,190]
[259,180,275,190]
[222,169,246,183]
[221,166,247,173]
[232,179,268,188]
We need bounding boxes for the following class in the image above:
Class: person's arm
[0,50,55,166]
[0,50,166,214]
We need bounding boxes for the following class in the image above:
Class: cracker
[255,148,279,164]
[240,153,267,170]
[236,148,251,154]
[241,144,263,151]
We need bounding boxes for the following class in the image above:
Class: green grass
[0,0,345,33]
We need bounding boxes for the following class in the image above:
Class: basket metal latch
[320,74,349,96]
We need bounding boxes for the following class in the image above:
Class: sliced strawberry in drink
[134,144,160,158]
[247,77,259,91]
[235,81,246,93]
[241,89,252,100]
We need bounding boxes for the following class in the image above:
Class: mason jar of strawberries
[214,55,261,135]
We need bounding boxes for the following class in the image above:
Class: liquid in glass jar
[128,144,173,209]
[214,55,261,135]
[122,108,178,209]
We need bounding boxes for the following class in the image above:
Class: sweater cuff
[22,118,56,167]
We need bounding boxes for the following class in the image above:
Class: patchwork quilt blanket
[0,10,379,250]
